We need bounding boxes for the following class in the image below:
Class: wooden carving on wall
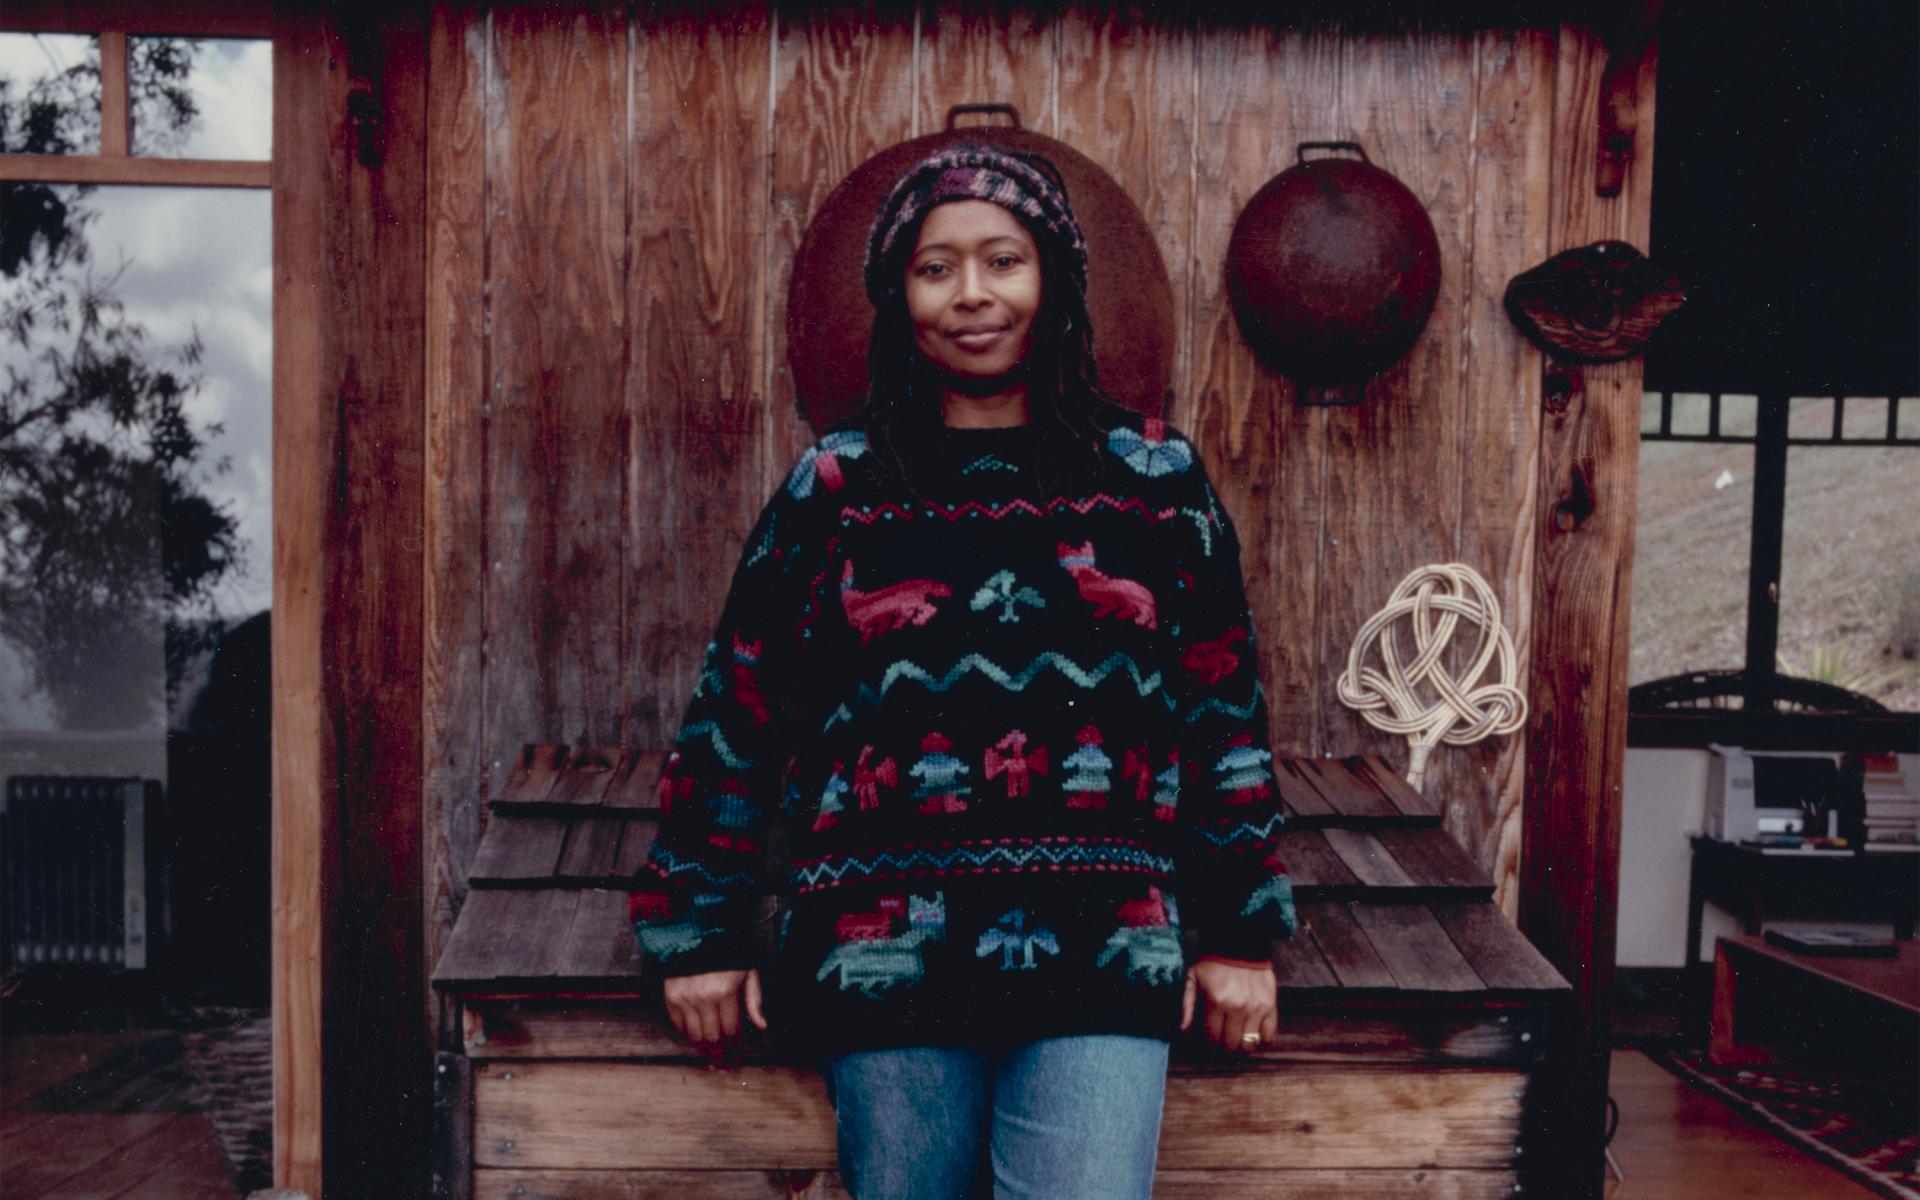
[1503,240,1683,363]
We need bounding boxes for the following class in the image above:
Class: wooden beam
[273,3,431,1195]
[0,155,271,187]
[0,0,272,36]
[96,30,128,156]
[1519,21,1659,1200]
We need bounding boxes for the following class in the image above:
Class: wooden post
[1519,21,1657,1200]
[274,3,431,1195]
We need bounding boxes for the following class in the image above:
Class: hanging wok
[1225,142,1441,394]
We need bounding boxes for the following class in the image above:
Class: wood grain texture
[475,1169,853,1199]
[1459,29,1554,914]
[767,0,917,468]
[1430,901,1567,992]
[485,5,629,765]
[1056,2,1194,408]
[425,0,493,1061]
[916,0,1056,139]
[1321,828,1417,889]
[1520,22,1657,1197]
[1187,23,1335,757]
[1301,901,1398,990]
[1316,30,1473,787]
[472,1059,1521,1171]
[624,1,775,747]
[458,997,1530,1066]
[1351,903,1487,992]
[471,1167,1521,1199]
[270,10,328,1190]
[1275,828,1361,890]
[274,5,432,1194]
[467,815,568,884]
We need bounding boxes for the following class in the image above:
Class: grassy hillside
[1630,395,1920,712]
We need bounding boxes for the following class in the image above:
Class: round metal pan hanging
[1225,142,1441,399]
[787,104,1175,432]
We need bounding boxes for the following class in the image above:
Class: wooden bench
[433,745,1571,1199]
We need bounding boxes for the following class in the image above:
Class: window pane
[1779,438,1920,709]
[0,182,270,736]
[1631,431,1757,689]
[130,37,271,159]
[0,32,100,155]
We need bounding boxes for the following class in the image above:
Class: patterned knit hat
[863,143,1089,311]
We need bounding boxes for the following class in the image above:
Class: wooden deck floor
[2,1030,241,1200]
[0,1035,1883,1199]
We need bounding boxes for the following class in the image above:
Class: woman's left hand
[1181,957,1279,1054]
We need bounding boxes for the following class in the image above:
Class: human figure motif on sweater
[909,732,972,814]
[840,559,953,643]
[1056,540,1157,628]
[1062,725,1113,810]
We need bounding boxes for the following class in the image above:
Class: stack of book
[1861,753,1919,853]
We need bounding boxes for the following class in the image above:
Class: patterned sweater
[629,409,1296,1060]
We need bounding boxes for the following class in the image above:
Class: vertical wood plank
[424,0,491,1053]
[1188,21,1338,757]
[1460,28,1554,912]
[625,1,775,746]
[1055,2,1195,408]
[767,0,918,474]
[1317,29,1474,777]
[1522,21,1658,1199]
[271,11,328,1189]
[485,7,629,763]
[916,0,1056,139]
[274,3,431,1193]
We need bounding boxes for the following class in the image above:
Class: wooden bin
[433,747,1571,1199]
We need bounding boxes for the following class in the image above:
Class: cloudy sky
[1,33,271,732]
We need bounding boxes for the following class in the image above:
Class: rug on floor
[1651,1046,1920,1200]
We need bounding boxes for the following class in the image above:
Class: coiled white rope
[1335,562,1528,792]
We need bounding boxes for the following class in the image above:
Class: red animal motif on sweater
[1181,626,1248,686]
[1056,541,1156,628]
[1116,886,1170,927]
[840,560,953,642]
[656,751,693,813]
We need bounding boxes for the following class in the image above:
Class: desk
[1684,836,1919,975]
[1709,934,1920,1079]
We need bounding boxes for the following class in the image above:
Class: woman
[630,143,1296,1199]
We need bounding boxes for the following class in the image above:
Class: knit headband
[862,143,1089,310]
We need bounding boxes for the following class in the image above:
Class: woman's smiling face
[903,199,1043,383]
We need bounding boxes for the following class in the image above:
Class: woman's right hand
[663,967,767,1048]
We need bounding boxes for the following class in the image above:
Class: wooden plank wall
[419,0,1640,1085]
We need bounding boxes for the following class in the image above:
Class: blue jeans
[822,1035,1170,1200]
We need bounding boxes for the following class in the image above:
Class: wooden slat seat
[436,745,1560,1004]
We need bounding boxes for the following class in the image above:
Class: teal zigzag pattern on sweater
[823,651,1171,730]
[1187,810,1286,847]
[674,720,755,769]
[1180,681,1264,724]
[793,840,1178,891]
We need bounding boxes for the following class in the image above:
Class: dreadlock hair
[854,148,1127,502]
